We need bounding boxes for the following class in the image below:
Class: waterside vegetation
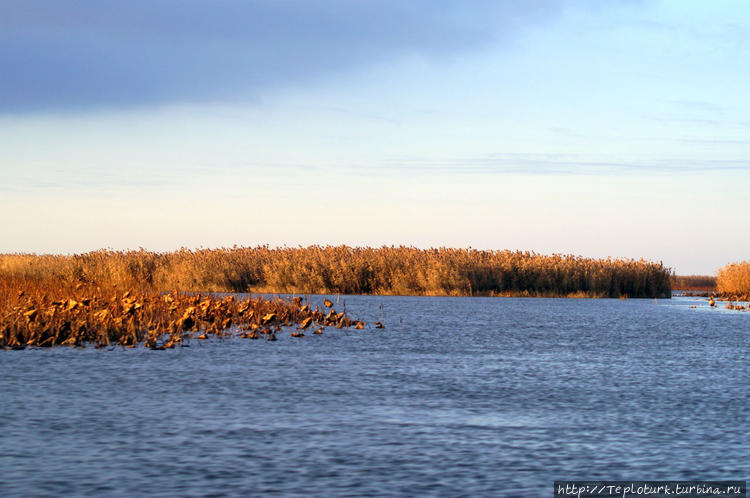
[0,277,364,350]
[670,274,716,292]
[1,246,672,298]
[717,261,750,301]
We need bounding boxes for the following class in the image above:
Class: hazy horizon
[3,1,749,275]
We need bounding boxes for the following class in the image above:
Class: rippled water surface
[2,295,749,496]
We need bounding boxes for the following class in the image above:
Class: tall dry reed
[0,246,672,298]
[716,261,750,300]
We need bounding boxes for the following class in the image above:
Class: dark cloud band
[0,0,562,112]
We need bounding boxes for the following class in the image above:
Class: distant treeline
[717,261,750,300]
[0,246,672,298]
[670,274,716,291]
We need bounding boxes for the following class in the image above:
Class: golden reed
[717,261,750,301]
[1,246,675,349]
[0,245,671,298]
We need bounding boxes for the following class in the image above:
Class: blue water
[1,295,749,496]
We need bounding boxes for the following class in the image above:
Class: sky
[1,0,749,274]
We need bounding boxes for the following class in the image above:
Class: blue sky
[1,0,749,274]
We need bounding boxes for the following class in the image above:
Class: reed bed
[0,277,364,350]
[670,274,716,292]
[717,261,750,301]
[0,246,671,298]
